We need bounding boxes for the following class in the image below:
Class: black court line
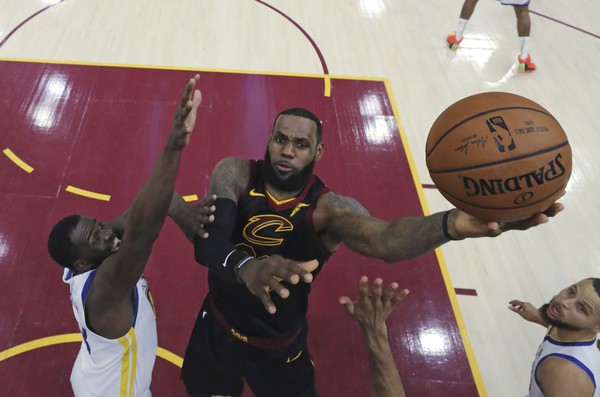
[530,10,600,40]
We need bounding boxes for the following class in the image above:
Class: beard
[262,150,316,193]
[539,303,584,331]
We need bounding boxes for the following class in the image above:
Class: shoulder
[214,157,250,173]
[313,192,369,232]
[536,355,595,396]
[209,157,251,198]
[317,191,369,216]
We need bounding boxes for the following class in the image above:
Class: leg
[514,5,536,71]
[448,0,478,50]
[459,0,479,20]
[181,297,245,397]
[514,5,531,37]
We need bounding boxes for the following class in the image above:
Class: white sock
[456,19,468,39]
[519,36,530,58]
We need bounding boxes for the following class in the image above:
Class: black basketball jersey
[209,160,334,339]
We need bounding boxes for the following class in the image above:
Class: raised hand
[509,300,548,327]
[339,276,409,334]
[237,255,318,314]
[168,74,202,150]
[170,193,216,242]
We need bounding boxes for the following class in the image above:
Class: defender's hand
[339,276,409,334]
[168,74,202,150]
[237,255,318,314]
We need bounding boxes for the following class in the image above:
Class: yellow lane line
[324,75,331,97]
[66,185,111,201]
[0,333,81,362]
[0,333,184,368]
[182,195,198,202]
[3,148,34,173]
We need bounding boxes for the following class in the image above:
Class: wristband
[442,210,458,241]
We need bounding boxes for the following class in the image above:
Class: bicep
[537,356,595,397]
[207,157,249,201]
[321,194,387,256]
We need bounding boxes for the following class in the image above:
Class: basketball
[425,92,572,222]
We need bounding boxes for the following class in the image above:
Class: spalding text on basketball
[461,152,567,197]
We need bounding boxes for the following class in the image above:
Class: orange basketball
[425,92,571,221]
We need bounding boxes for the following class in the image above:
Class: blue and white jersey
[529,330,600,397]
[63,268,157,397]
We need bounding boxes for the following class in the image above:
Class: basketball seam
[425,106,557,157]
[428,141,570,174]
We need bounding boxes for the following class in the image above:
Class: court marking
[0,333,183,367]
[529,10,600,40]
[65,185,111,201]
[255,0,331,97]
[455,288,479,297]
[3,148,34,173]
[0,0,65,49]
[182,194,199,202]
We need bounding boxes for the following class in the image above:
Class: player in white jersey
[446,0,536,71]
[63,270,157,396]
[510,278,600,396]
[48,75,212,397]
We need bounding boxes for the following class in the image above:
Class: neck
[265,184,301,202]
[550,326,597,342]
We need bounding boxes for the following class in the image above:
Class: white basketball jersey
[528,331,600,397]
[63,268,158,397]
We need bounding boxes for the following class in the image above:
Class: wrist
[442,210,460,241]
[234,256,255,285]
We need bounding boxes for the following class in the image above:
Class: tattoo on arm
[326,193,448,262]
[208,157,249,201]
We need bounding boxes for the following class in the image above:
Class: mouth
[274,161,296,173]
[547,302,560,319]
[111,236,121,252]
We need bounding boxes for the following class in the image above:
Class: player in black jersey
[176,107,564,397]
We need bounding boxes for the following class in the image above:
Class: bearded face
[262,149,316,193]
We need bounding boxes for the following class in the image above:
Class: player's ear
[315,142,324,161]
[73,259,91,273]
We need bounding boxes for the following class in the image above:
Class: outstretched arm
[87,75,201,337]
[319,192,564,263]
[339,277,408,397]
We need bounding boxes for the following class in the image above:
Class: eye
[578,303,586,314]
[98,223,103,230]
[274,136,285,144]
[295,141,309,149]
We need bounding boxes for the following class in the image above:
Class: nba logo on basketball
[486,116,516,153]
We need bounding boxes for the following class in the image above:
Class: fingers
[358,276,370,301]
[338,296,355,316]
[180,74,200,108]
[257,289,277,315]
[543,202,564,218]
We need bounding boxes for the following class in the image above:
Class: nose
[281,141,294,158]
[560,297,575,309]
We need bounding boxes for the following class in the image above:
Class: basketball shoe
[447,32,463,51]
[518,54,536,72]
